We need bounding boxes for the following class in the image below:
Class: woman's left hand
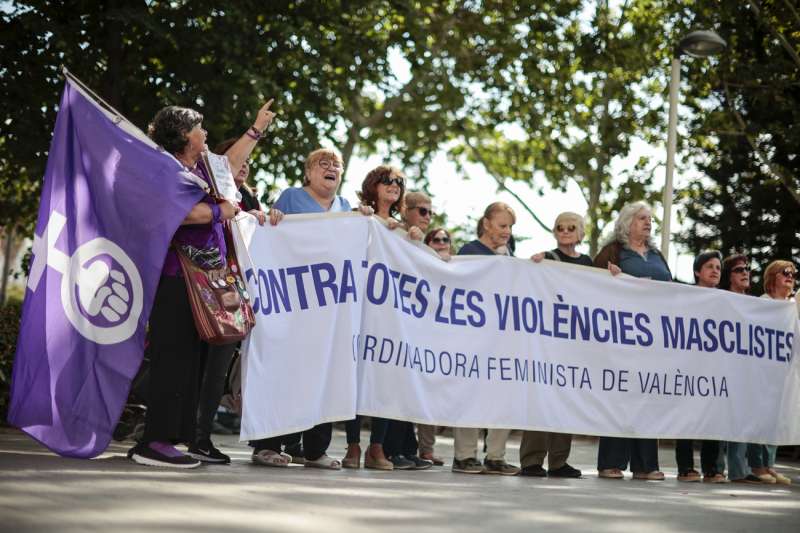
[358,204,374,216]
[249,209,266,225]
[253,99,276,132]
[408,226,424,241]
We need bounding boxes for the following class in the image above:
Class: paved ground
[0,426,798,533]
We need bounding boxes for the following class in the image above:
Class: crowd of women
[127,102,798,486]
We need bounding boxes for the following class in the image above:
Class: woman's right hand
[608,262,622,276]
[385,218,400,230]
[269,207,284,226]
[530,252,545,263]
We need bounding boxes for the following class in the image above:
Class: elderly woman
[451,202,520,475]
[748,260,798,485]
[402,191,433,234]
[520,212,592,478]
[128,103,272,468]
[594,201,669,481]
[183,138,268,465]
[253,147,364,471]
[673,251,726,482]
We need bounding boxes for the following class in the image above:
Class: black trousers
[195,342,237,443]
[250,423,332,461]
[597,437,659,472]
[383,421,417,458]
[675,440,720,475]
[142,276,205,444]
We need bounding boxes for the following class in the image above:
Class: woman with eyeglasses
[671,251,728,483]
[450,202,521,475]
[594,201,670,481]
[253,147,369,471]
[521,212,591,479]
[748,260,798,485]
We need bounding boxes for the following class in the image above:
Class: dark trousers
[251,423,332,461]
[675,440,720,475]
[345,416,389,445]
[142,276,205,444]
[597,437,659,472]
[195,342,237,443]
[384,421,418,457]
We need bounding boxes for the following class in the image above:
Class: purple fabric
[7,81,205,458]
[162,161,226,277]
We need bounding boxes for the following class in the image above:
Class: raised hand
[77,261,129,322]
[253,99,276,133]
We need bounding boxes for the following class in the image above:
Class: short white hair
[608,201,656,249]
[552,212,586,242]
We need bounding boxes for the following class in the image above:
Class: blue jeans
[748,444,777,469]
[345,416,389,445]
[723,442,752,480]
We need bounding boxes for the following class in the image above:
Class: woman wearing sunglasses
[717,254,775,484]
[342,166,430,471]
[402,191,433,234]
[425,228,453,261]
[749,260,798,485]
[522,212,591,478]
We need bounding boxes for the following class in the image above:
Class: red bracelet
[245,127,260,141]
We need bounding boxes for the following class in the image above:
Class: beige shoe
[772,473,792,485]
[364,445,393,470]
[756,473,777,484]
[342,443,361,469]
[703,473,729,483]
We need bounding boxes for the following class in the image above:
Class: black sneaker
[128,442,201,469]
[520,464,547,477]
[188,440,231,464]
[389,454,415,470]
[548,463,582,478]
[452,457,486,474]
[406,455,433,470]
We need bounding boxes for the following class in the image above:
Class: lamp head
[678,30,727,58]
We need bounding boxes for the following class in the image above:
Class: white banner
[234,213,800,445]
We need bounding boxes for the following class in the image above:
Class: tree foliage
[676,0,800,284]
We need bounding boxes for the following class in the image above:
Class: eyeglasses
[556,225,576,233]
[318,159,343,171]
[431,236,450,244]
[779,268,799,280]
[731,266,750,274]
[412,206,432,217]
[379,176,404,187]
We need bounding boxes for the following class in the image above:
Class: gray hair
[607,201,656,249]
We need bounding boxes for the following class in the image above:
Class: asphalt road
[0,427,798,532]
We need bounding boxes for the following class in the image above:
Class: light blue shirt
[273,187,352,215]
[618,247,671,281]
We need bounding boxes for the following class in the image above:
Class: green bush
[0,300,23,424]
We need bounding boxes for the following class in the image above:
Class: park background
[0,1,798,419]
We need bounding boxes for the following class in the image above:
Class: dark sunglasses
[556,224,576,233]
[731,266,750,274]
[413,206,432,217]
[780,268,799,280]
[379,176,404,187]
[431,236,450,244]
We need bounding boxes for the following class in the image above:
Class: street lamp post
[660,30,726,262]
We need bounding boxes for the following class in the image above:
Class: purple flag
[8,80,205,458]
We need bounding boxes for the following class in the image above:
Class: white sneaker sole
[131,453,201,469]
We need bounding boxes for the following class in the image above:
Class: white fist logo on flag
[28,210,144,344]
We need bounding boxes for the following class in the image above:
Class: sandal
[420,452,445,466]
[702,473,728,483]
[678,469,701,482]
[304,454,342,470]
[633,470,665,481]
[252,449,291,467]
[598,468,624,479]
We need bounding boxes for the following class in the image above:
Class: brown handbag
[174,221,256,345]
